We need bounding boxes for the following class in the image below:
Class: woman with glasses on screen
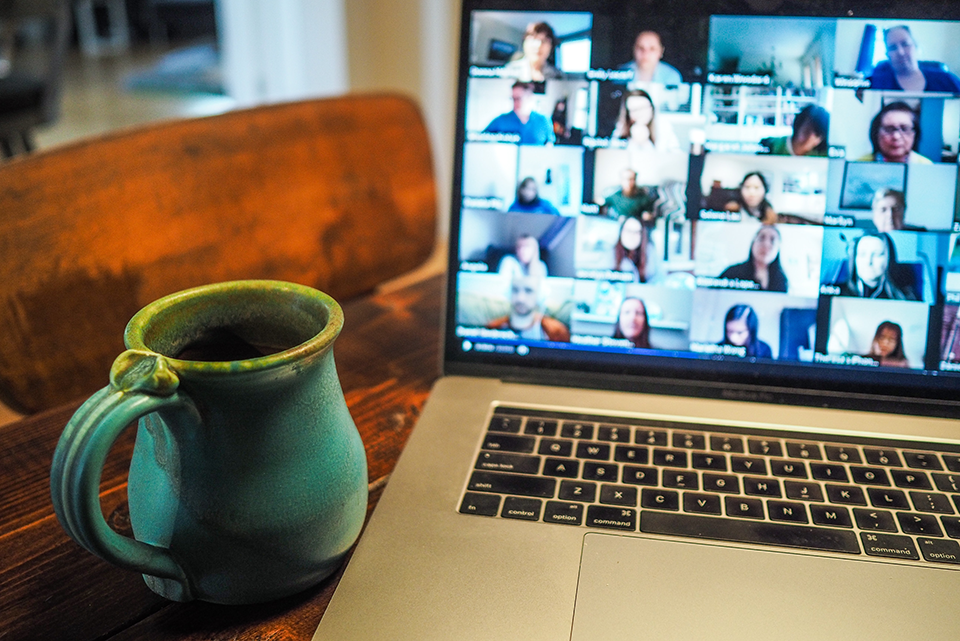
[858,102,932,164]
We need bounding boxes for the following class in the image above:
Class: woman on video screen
[721,304,772,359]
[835,233,918,300]
[724,172,777,224]
[613,89,678,155]
[719,225,788,292]
[865,320,910,368]
[613,297,652,349]
[859,102,932,164]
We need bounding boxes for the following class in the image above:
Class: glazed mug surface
[50,280,368,604]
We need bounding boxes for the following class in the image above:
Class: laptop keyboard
[459,407,960,567]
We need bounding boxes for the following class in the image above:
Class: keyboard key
[725,496,764,519]
[501,497,542,521]
[918,537,960,564]
[468,471,555,498]
[786,441,822,460]
[891,470,932,490]
[854,508,898,532]
[868,488,910,510]
[586,505,637,531]
[768,500,808,524]
[943,455,960,473]
[641,512,861,554]
[641,488,680,511]
[710,436,744,453]
[863,449,902,467]
[673,432,706,450]
[748,438,783,457]
[662,470,699,490]
[903,452,942,470]
[459,492,501,516]
[600,484,638,507]
[810,463,848,482]
[559,480,597,502]
[897,512,943,536]
[825,484,866,506]
[810,505,853,528]
[944,517,960,539]
[683,493,722,515]
[582,462,618,481]
[525,419,558,436]
[542,458,579,478]
[636,429,668,446]
[743,477,781,497]
[653,449,688,468]
[770,460,807,478]
[482,433,535,453]
[702,473,739,494]
[577,441,611,460]
[622,465,658,486]
[932,473,960,493]
[561,421,594,440]
[539,438,574,457]
[731,456,767,475]
[692,453,728,471]
[861,533,919,560]
[614,445,649,464]
[824,446,862,464]
[850,466,889,486]
[488,415,522,433]
[476,452,541,474]
[909,491,955,514]
[784,481,823,502]
[597,424,629,442]
[543,501,584,526]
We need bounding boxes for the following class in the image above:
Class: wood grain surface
[0,274,443,641]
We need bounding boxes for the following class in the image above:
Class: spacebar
[641,512,861,554]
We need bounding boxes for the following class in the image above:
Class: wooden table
[0,274,443,641]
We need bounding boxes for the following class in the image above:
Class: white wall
[217,0,461,239]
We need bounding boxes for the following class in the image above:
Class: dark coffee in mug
[174,327,290,362]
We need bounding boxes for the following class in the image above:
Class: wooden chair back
[0,94,436,413]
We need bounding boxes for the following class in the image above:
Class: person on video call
[602,168,656,223]
[761,105,830,157]
[834,232,918,300]
[498,234,549,280]
[870,188,922,232]
[613,216,651,283]
[483,81,556,145]
[864,320,910,368]
[719,225,789,293]
[724,172,778,224]
[720,304,772,359]
[485,274,570,342]
[613,88,679,154]
[619,30,682,86]
[869,25,960,93]
[858,102,932,164]
[508,177,560,214]
[613,297,652,349]
[503,21,563,82]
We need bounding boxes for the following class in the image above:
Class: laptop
[315,1,960,638]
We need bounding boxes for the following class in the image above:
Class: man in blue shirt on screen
[483,81,555,145]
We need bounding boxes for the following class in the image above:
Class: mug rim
[123,280,343,374]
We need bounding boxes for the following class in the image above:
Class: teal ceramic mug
[50,280,368,604]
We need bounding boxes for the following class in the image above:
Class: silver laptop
[315,2,960,638]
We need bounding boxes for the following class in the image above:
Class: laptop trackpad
[571,533,958,640]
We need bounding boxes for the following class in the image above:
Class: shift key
[469,471,556,498]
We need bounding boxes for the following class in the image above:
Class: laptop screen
[445,0,960,412]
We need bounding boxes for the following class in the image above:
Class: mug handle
[50,350,197,596]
